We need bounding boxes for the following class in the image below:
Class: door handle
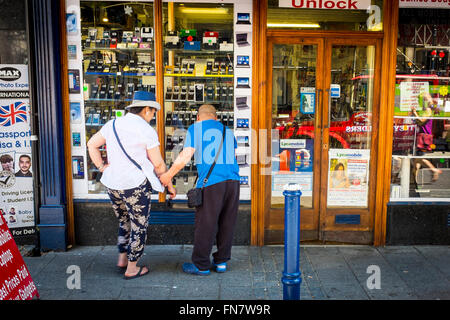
[316,88,323,129]
[325,88,331,129]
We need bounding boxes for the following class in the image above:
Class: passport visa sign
[0,65,36,236]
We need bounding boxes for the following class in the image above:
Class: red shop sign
[0,214,39,300]
[279,0,372,10]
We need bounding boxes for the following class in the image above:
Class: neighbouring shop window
[390,8,450,201]
[267,0,383,31]
[0,0,28,64]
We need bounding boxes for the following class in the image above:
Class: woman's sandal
[123,267,149,280]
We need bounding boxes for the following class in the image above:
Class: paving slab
[18,245,450,300]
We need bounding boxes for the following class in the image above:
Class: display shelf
[164,73,233,78]
[84,98,132,103]
[164,99,232,104]
[166,48,233,55]
[393,115,450,120]
[393,152,450,159]
[84,72,156,77]
[83,47,153,52]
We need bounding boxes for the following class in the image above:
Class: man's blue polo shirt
[183,119,240,188]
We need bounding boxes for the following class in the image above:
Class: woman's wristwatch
[98,163,105,171]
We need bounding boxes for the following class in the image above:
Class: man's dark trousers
[192,179,240,271]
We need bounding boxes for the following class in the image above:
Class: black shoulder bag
[186,125,226,208]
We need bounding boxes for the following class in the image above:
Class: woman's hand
[99,163,110,173]
[159,172,173,186]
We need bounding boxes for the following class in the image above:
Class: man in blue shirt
[160,104,240,275]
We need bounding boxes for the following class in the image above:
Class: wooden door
[264,34,381,244]
[265,37,324,242]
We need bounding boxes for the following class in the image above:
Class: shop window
[162,1,251,200]
[67,0,156,197]
[0,0,28,64]
[66,0,253,200]
[390,8,450,201]
[267,0,383,32]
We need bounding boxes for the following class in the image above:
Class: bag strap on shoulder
[200,125,226,189]
[112,119,142,171]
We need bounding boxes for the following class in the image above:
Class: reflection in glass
[80,1,155,194]
[271,44,317,209]
[390,8,450,201]
[162,2,234,196]
[327,45,375,208]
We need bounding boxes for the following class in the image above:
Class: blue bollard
[282,183,302,300]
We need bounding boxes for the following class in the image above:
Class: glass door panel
[271,43,318,209]
[326,44,376,208]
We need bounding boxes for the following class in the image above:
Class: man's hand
[160,172,173,186]
[167,184,176,199]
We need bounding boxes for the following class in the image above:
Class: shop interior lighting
[267,23,320,28]
[179,8,228,14]
[101,8,108,22]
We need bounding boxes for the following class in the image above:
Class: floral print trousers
[107,179,152,262]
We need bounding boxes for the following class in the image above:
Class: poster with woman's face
[327,149,370,207]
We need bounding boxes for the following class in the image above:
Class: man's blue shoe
[213,262,227,273]
[182,263,210,276]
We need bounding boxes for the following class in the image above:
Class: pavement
[21,245,450,300]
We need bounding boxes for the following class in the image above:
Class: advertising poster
[272,138,314,197]
[0,65,35,236]
[399,81,429,112]
[327,149,370,207]
[395,83,450,117]
[300,87,315,114]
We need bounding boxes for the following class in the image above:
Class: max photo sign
[279,0,371,9]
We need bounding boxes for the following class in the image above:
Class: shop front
[57,0,448,248]
[60,0,398,247]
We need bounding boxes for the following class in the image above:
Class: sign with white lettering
[0,213,39,300]
[279,0,372,10]
[0,65,35,235]
[330,84,341,98]
[399,0,450,9]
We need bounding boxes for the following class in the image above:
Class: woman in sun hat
[87,91,176,280]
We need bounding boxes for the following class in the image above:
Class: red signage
[279,0,371,9]
[0,213,38,300]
